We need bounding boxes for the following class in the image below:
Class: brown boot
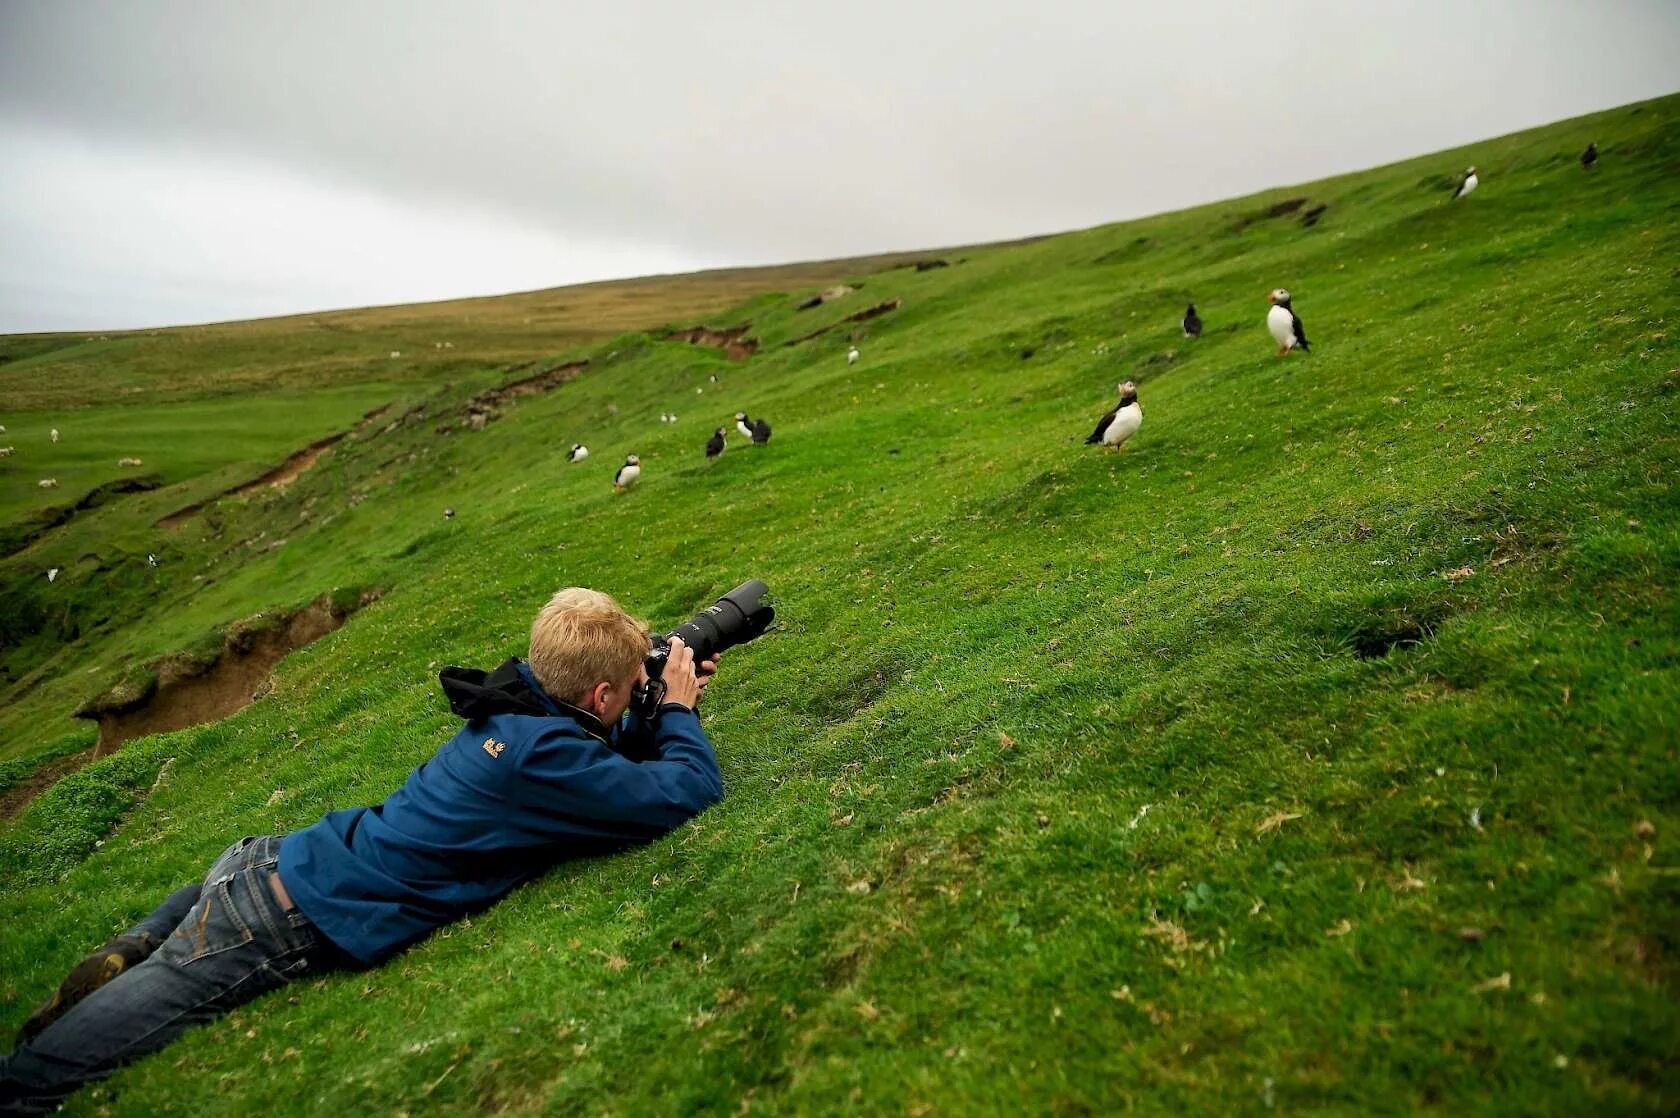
[17,934,157,1044]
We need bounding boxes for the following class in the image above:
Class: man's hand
[661,637,702,710]
[695,650,723,702]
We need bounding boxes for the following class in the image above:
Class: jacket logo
[482,738,505,759]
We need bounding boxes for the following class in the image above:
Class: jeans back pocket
[161,878,255,966]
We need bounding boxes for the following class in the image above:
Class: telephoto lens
[634,580,774,718]
[665,579,775,662]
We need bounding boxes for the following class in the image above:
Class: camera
[632,579,774,718]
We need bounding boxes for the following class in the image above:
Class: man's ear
[586,680,612,716]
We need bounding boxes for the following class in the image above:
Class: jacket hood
[438,657,609,740]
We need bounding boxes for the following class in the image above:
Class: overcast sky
[2,1,1676,334]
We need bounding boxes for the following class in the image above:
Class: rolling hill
[1,94,1676,1115]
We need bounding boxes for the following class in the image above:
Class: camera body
[631,580,774,719]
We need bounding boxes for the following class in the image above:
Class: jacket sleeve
[514,707,724,838]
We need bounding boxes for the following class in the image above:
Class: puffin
[735,412,755,440]
[706,428,727,458]
[751,417,772,445]
[568,444,589,462]
[1266,289,1310,356]
[1085,380,1143,450]
[50,428,60,443]
[1453,166,1479,200]
[660,413,671,424]
[1580,142,1597,169]
[443,507,455,520]
[1182,302,1202,339]
[614,454,641,492]
[847,345,860,366]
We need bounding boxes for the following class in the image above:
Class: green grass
[1,94,1677,1115]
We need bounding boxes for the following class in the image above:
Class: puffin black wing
[1291,312,1311,352]
[1184,306,1202,337]
[705,431,725,457]
[752,418,771,444]
[1085,405,1120,445]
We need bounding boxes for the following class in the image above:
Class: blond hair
[528,588,648,703]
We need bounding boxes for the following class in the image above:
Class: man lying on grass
[0,589,724,1114]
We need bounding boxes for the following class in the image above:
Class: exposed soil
[665,324,759,361]
[785,299,904,347]
[913,259,951,272]
[158,404,395,528]
[438,359,591,434]
[796,285,859,311]
[73,589,381,754]
[0,749,97,821]
[1234,196,1319,233]
[1,475,164,557]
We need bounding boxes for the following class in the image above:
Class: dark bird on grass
[734,412,756,440]
[1182,303,1202,338]
[706,428,727,458]
[751,417,772,445]
[1085,380,1143,450]
[614,455,641,492]
[1266,289,1310,356]
[1580,142,1598,168]
[568,444,589,462]
[443,507,455,519]
[1453,166,1479,200]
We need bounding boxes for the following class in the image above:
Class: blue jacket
[278,662,723,964]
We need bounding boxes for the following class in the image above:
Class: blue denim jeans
[1,835,351,1115]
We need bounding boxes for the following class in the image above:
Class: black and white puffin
[568,444,588,462]
[734,412,755,440]
[1266,289,1310,356]
[1453,166,1479,200]
[1580,142,1597,169]
[751,417,772,445]
[847,345,860,366]
[1085,380,1142,450]
[1182,302,1202,338]
[706,428,726,458]
[614,454,640,492]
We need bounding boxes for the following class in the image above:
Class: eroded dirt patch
[73,589,381,754]
[785,299,904,347]
[2,475,165,556]
[665,324,758,361]
[440,359,590,434]
[158,404,396,528]
[1234,196,1327,233]
[0,749,98,820]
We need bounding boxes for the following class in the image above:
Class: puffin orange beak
[1266,292,1276,304]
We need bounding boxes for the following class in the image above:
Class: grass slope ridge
[1,95,1677,1114]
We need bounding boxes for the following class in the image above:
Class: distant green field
[1,95,1676,1115]
[0,385,405,524]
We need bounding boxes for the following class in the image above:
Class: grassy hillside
[1,94,1677,1115]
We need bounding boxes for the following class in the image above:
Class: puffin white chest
[1458,173,1478,198]
[736,420,754,439]
[617,464,640,486]
[1267,305,1298,349]
[1104,402,1143,446]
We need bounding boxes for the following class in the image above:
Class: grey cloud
[2,0,1677,330]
